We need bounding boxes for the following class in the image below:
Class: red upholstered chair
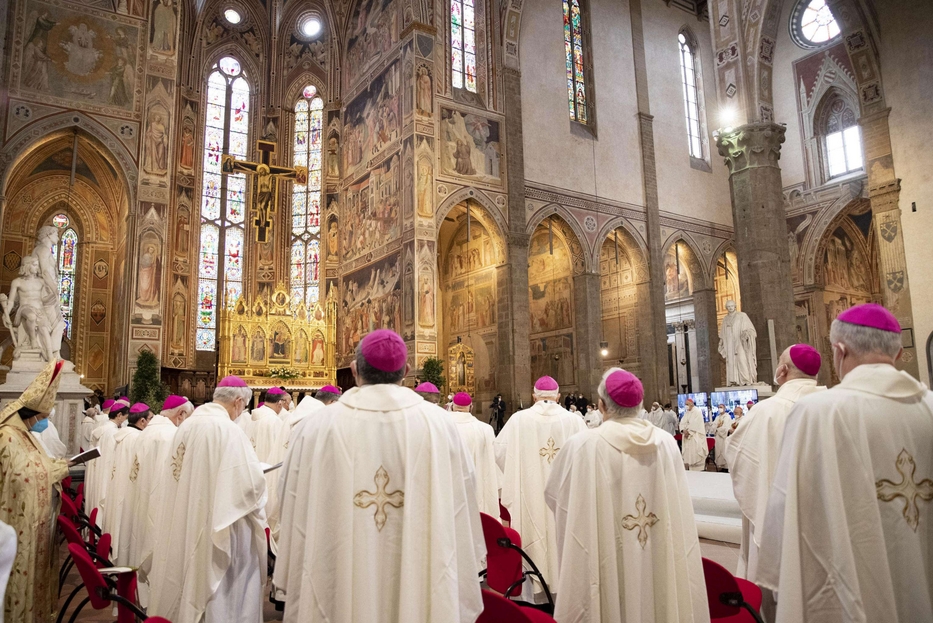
[60,494,101,543]
[144,618,173,623]
[57,515,115,621]
[479,513,554,610]
[76,482,85,502]
[702,557,764,623]
[478,589,556,623]
[498,502,511,528]
[67,543,146,623]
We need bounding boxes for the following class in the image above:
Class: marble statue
[718,300,757,386]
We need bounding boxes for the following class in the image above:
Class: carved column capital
[715,122,786,174]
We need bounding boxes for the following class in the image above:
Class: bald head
[774,346,813,385]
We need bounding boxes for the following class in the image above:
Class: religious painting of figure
[341,156,401,262]
[258,240,274,266]
[445,221,498,280]
[445,277,496,334]
[271,327,290,359]
[326,219,339,261]
[440,108,502,183]
[294,331,309,364]
[179,118,195,172]
[231,326,248,363]
[528,229,573,335]
[823,227,871,294]
[416,64,433,117]
[150,0,176,56]
[340,253,402,355]
[135,235,162,308]
[416,157,433,218]
[342,61,401,179]
[663,245,692,301]
[326,137,340,177]
[311,334,325,365]
[419,274,435,328]
[530,334,575,387]
[171,292,186,349]
[174,209,189,256]
[22,12,57,91]
[250,329,265,362]
[345,0,399,89]
[143,105,169,175]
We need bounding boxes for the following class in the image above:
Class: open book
[69,447,101,465]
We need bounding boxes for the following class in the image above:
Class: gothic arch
[596,223,649,283]
[435,186,508,245]
[812,197,875,290]
[800,187,866,285]
[661,234,708,291]
[283,73,329,110]
[525,204,592,274]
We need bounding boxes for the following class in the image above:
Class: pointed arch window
[818,92,863,178]
[50,213,78,339]
[451,0,477,92]
[197,56,250,351]
[290,85,323,309]
[678,32,704,159]
[563,0,589,123]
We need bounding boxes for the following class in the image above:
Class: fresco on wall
[446,274,496,334]
[14,1,143,115]
[340,252,402,356]
[135,232,163,310]
[715,250,741,325]
[149,0,176,57]
[417,240,436,330]
[440,108,501,183]
[345,0,399,90]
[823,227,871,293]
[600,235,638,364]
[416,137,434,218]
[663,244,693,301]
[341,154,400,262]
[343,61,401,180]
[528,229,573,334]
[443,220,498,279]
[530,334,575,387]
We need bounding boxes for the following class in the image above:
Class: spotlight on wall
[720,105,737,131]
[599,341,609,357]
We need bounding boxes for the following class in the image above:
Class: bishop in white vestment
[679,399,707,471]
[450,392,501,517]
[711,405,733,470]
[79,406,99,452]
[494,375,587,594]
[758,304,933,622]
[275,330,483,623]
[148,376,266,623]
[107,403,150,557]
[724,344,823,585]
[87,403,128,522]
[546,369,709,623]
[250,387,290,549]
[414,382,441,405]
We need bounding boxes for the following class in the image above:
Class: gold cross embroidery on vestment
[622,494,659,549]
[876,448,933,531]
[354,465,405,532]
[539,437,560,463]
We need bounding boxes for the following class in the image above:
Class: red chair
[703,558,764,623]
[478,589,556,623]
[67,543,145,623]
[57,515,114,621]
[60,494,101,543]
[498,502,511,527]
[479,513,554,610]
[144,619,173,622]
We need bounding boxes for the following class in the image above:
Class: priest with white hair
[118,395,193,573]
[275,329,483,622]
[494,375,586,598]
[251,387,290,549]
[758,304,933,622]
[679,398,707,471]
[79,405,99,451]
[450,392,501,517]
[90,402,129,524]
[148,376,267,623]
[546,368,709,623]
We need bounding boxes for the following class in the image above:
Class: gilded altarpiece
[218,288,336,389]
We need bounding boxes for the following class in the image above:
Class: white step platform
[684,470,742,544]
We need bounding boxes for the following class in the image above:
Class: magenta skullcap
[162,395,188,410]
[605,369,644,408]
[746,401,754,406]
[102,399,115,410]
[453,392,472,406]
[837,303,901,333]
[318,385,342,395]
[414,382,439,394]
[789,344,821,376]
[360,329,408,372]
[129,402,150,414]
[217,375,248,388]
[534,376,559,392]
[119,396,129,402]
[266,387,287,396]
[257,402,265,408]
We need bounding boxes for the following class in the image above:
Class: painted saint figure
[136,244,161,307]
[22,12,57,92]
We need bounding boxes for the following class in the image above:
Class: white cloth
[0,519,16,623]
[105,426,142,556]
[584,409,603,429]
[118,413,177,574]
[451,409,501,517]
[724,378,823,580]
[283,395,325,429]
[679,407,707,470]
[758,364,933,622]
[545,418,709,623]
[275,384,483,623]
[94,422,124,525]
[249,405,288,549]
[660,410,678,436]
[148,402,267,623]
[85,419,116,515]
[79,414,97,452]
[646,407,665,428]
[711,411,733,469]
[494,399,587,590]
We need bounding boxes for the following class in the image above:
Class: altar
[217,287,337,395]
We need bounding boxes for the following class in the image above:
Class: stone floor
[55,538,740,621]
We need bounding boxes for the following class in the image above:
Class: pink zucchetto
[360,329,408,372]
[162,395,188,410]
[837,303,901,333]
[102,399,115,410]
[266,387,287,396]
[605,369,644,408]
[414,382,439,394]
[129,402,150,414]
[217,375,248,387]
[534,376,559,392]
[453,392,472,406]
[789,344,822,376]
[318,385,342,395]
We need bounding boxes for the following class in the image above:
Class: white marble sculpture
[0,228,65,362]
[718,300,757,386]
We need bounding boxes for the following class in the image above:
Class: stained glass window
[800,0,840,44]
[50,214,78,339]
[451,0,477,92]
[563,0,587,123]
[290,86,324,309]
[197,56,250,351]
[679,33,703,159]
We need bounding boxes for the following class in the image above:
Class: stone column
[716,123,795,382]
[692,287,722,389]
[573,271,603,396]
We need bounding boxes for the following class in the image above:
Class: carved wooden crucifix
[222,139,307,243]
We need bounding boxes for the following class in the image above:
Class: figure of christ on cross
[222,139,308,243]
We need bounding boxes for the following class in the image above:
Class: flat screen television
[677,392,709,422]
[709,389,760,416]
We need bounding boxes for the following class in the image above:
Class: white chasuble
[283,395,325,429]
[85,420,116,514]
[249,405,289,549]
[148,402,267,623]
[711,412,733,469]
[275,384,484,623]
[105,426,141,556]
[545,418,709,623]
[758,364,933,623]
[117,414,177,573]
[451,410,502,517]
[723,378,822,581]
[494,399,587,590]
[97,424,136,529]
[679,408,707,470]
[79,414,97,452]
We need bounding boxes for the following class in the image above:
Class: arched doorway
[662,238,705,394]
[599,226,649,378]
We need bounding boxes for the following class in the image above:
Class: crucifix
[222,139,308,243]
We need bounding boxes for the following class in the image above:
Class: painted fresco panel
[345,0,399,90]
[341,154,401,262]
[340,252,402,356]
[440,108,502,184]
[528,230,573,334]
[343,60,401,181]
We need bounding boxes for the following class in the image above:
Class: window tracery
[290,85,323,309]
